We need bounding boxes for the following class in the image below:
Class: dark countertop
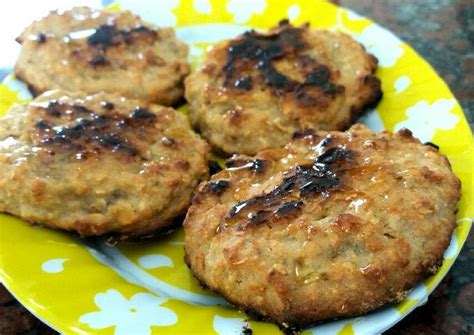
[0,1,472,334]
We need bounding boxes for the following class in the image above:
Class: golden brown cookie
[185,20,382,155]
[0,90,209,236]
[184,124,460,330]
[15,7,189,106]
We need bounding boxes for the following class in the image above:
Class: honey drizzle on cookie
[217,143,352,232]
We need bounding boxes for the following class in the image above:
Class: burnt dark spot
[161,137,176,147]
[208,180,230,195]
[87,24,157,49]
[122,32,133,44]
[250,159,266,173]
[293,90,316,106]
[131,106,156,120]
[304,66,330,86]
[36,102,157,158]
[208,160,222,175]
[280,324,302,335]
[222,22,343,102]
[176,160,191,170]
[321,82,344,95]
[320,272,329,280]
[226,109,244,124]
[292,128,315,139]
[44,102,62,117]
[223,23,305,92]
[125,25,157,41]
[35,119,49,129]
[424,141,440,150]
[220,146,351,231]
[246,210,270,225]
[117,119,128,128]
[100,101,114,110]
[42,138,53,144]
[242,325,253,335]
[320,136,332,147]
[87,25,116,46]
[234,76,253,90]
[298,148,350,196]
[71,122,85,132]
[298,167,340,196]
[317,146,350,164]
[132,25,156,34]
[286,147,351,197]
[37,32,47,43]
[226,158,243,168]
[293,64,344,99]
[96,134,138,155]
[97,134,121,146]
[77,118,93,127]
[54,126,83,141]
[88,54,108,66]
[227,199,249,218]
[398,128,413,137]
[92,114,107,124]
[73,105,93,114]
[262,65,291,89]
[274,201,303,217]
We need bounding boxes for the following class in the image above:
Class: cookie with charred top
[185,20,382,156]
[0,90,209,237]
[14,6,189,106]
[184,124,460,330]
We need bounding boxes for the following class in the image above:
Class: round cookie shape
[0,90,209,236]
[15,7,189,106]
[185,21,382,155]
[184,124,460,329]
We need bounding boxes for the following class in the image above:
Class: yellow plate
[0,1,472,334]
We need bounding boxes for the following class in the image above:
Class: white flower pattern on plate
[41,258,68,273]
[213,315,250,335]
[79,289,177,335]
[287,4,300,21]
[194,0,212,14]
[354,24,403,67]
[394,76,411,94]
[138,254,173,269]
[226,0,266,23]
[394,99,459,142]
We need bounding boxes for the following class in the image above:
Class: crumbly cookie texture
[184,124,460,330]
[0,90,209,236]
[185,21,381,155]
[15,7,189,106]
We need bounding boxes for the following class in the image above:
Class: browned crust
[183,124,461,331]
[184,237,450,333]
[13,69,42,97]
[0,90,210,237]
[13,7,189,106]
[345,74,383,129]
[185,22,384,155]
